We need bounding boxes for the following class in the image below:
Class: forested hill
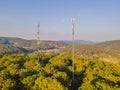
[0,37,66,48]
[96,40,120,57]
[61,40,120,63]
[96,40,120,51]
[0,37,66,54]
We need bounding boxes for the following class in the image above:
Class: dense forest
[0,54,120,90]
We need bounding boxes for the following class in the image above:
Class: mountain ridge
[0,37,120,55]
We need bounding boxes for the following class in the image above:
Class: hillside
[96,40,120,59]
[0,44,24,54]
[0,37,120,63]
[96,40,120,53]
[61,40,120,63]
[0,37,66,54]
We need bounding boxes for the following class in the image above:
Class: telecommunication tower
[72,18,75,89]
[37,24,40,63]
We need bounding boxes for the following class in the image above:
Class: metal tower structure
[37,24,40,63]
[72,18,75,89]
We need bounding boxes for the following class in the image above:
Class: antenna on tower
[37,23,40,64]
[72,17,75,90]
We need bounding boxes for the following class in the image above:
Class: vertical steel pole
[72,18,75,90]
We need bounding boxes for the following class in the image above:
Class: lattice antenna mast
[37,24,40,63]
[72,18,75,89]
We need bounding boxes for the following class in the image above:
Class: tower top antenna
[72,18,75,24]
[72,18,75,35]
[37,23,40,28]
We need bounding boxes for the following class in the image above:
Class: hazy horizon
[0,0,120,41]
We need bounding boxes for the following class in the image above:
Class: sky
[0,0,120,41]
